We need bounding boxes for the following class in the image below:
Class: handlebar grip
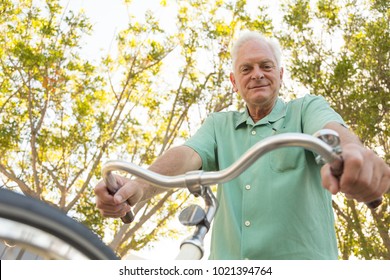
[120,211,135,224]
[104,171,135,224]
[330,158,383,209]
[365,198,383,209]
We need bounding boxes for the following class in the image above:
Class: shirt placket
[242,122,279,259]
[240,124,262,259]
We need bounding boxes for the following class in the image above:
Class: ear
[230,72,238,92]
[279,67,284,81]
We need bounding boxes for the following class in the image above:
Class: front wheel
[0,188,119,260]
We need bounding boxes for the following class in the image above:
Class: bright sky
[63,0,282,61]
[63,0,177,62]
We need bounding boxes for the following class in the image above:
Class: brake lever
[314,129,383,209]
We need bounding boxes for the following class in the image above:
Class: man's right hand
[95,146,202,219]
[94,175,145,218]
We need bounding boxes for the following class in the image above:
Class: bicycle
[0,129,382,260]
[101,129,382,260]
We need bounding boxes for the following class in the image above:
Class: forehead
[235,40,276,67]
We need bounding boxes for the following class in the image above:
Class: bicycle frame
[102,129,382,260]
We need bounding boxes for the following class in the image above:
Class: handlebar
[103,133,341,190]
[102,129,383,224]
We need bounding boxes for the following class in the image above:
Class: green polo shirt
[184,94,345,260]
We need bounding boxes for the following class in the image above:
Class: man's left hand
[321,143,390,203]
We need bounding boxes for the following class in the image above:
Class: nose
[251,65,264,80]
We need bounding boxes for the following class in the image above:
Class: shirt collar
[234,98,286,128]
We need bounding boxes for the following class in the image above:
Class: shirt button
[251,131,256,135]
[245,221,251,227]
[245,185,251,190]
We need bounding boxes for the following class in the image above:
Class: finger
[321,164,340,195]
[96,197,124,210]
[96,175,132,205]
[339,147,374,198]
[359,170,385,203]
[94,180,117,205]
[114,181,144,206]
[382,166,390,194]
[94,179,109,196]
[359,170,380,202]
[368,157,390,198]
[98,203,131,218]
[100,207,132,218]
[339,152,364,193]
[96,199,122,214]
[341,148,380,202]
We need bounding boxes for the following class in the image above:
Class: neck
[247,99,277,123]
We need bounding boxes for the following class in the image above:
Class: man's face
[230,40,283,110]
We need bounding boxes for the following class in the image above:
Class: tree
[0,0,110,236]
[2,0,387,260]
[0,0,275,258]
[279,0,389,259]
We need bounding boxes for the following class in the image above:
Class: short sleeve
[301,95,346,135]
[184,114,218,171]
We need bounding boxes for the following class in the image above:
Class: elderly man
[95,32,390,259]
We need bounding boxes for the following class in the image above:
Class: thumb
[114,181,144,206]
[321,164,340,195]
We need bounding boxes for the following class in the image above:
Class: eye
[240,66,251,74]
[261,63,275,71]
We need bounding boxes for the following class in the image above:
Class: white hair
[231,31,282,70]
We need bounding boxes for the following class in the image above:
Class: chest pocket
[268,98,307,172]
[269,146,306,172]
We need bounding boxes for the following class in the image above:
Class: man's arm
[119,145,202,202]
[321,122,390,203]
[95,145,202,218]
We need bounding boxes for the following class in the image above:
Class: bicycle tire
[0,188,119,260]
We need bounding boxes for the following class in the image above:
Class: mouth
[248,84,269,90]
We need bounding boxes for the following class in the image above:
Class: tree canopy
[0,0,388,259]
